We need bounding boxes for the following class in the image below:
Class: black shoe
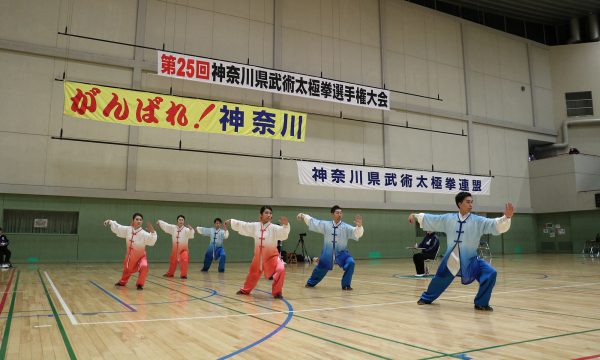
[474,305,493,311]
[218,270,225,273]
[180,276,187,279]
[417,299,431,305]
[236,290,248,295]
[201,269,209,272]
[305,284,314,288]
[268,276,274,280]
[136,285,143,290]
[273,293,283,299]
[115,282,124,287]
[342,286,353,291]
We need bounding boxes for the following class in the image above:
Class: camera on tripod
[290,232,311,264]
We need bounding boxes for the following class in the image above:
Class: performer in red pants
[104,212,157,290]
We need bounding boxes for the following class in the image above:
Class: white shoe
[415,273,425,277]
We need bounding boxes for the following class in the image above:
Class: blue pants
[202,246,226,272]
[306,252,355,289]
[420,258,497,306]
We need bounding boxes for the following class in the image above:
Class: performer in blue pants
[297,205,364,290]
[409,192,514,311]
[196,218,229,272]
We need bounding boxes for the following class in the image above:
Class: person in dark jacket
[0,228,12,268]
[412,232,439,276]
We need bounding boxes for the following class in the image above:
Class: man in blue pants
[196,218,229,272]
[297,205,364,290]
[409,192,514,311]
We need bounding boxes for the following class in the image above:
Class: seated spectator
[412,231,439,276]
[0,228,12,268]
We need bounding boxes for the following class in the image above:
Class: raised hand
[224,219,231,226]
[296,213,304,221]
[279,216,289,226]
[504,202,514,218]
[146,222,155,233]
[222,221,228,230]
[408,214,415,224]
[103,219,111,227]
[187,225,193,231]
[354,214,362,227]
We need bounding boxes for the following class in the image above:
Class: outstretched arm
[104,220,128,238]
[496,202,514,233]
[352,214,364,239]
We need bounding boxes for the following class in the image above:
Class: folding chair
[478,235,492,261]
[424,247,440,275]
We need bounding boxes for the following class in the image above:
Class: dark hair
[260,205,273,214]
[455,192,472,207]
[177,215,185,221]
[132,212,144,220]
[0,227,3,231]
[330,205,342,213]
[214,218,222,224]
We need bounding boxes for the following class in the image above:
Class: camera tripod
[293,233,312,263]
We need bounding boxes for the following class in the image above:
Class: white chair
[478,235,492,261]
[424,247,440,275]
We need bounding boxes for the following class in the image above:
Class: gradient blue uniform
[198,227,227,272]
[305,218,361,289]
[419,213,500,306]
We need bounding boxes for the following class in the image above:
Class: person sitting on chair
[0,228,12,268]
[413,231,439,276]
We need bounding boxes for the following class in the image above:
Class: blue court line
[130,287,217,306]
[217,289,294,360]
[90,281,137,312]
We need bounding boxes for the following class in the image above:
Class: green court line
[0,270,19,359]
[37,269,77,360]
[420,327,600,359]
[442,298,600,321]
[148,276,392,360]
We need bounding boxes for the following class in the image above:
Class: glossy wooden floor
[1,254,599,359]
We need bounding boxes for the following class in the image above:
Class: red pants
[239,255,285,297]
[165,249,189,277]
[118,251,149,287]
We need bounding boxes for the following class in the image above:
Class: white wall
[550,42,600,156]
[0,0,560,213]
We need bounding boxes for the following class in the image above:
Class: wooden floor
[1,254,599,359]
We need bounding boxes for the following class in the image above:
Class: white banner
[297,161,491,195]
[157,51,390,111]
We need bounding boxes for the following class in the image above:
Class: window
[3,209,78,234]
[565,91,594,117]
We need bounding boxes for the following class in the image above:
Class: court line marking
[217,289,295,360]
[420,327,600,359]
[89,281,136,312]
[0,270,15,315]
[0,270,18,359]
[44,271,78,325]
[37,270,77,359]
[76,280,600,326]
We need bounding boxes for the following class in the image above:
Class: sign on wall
[157,51,390,111]
[64,81,307,142]
[297,161,491,195]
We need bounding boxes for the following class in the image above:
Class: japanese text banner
[298,161,491,195]
[63,81,307,142]
[157,51,390,110]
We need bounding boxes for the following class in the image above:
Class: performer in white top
[226,206,290,299]
[104,212,157,290]
[409,192,513,311]
[157,215,195,279]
